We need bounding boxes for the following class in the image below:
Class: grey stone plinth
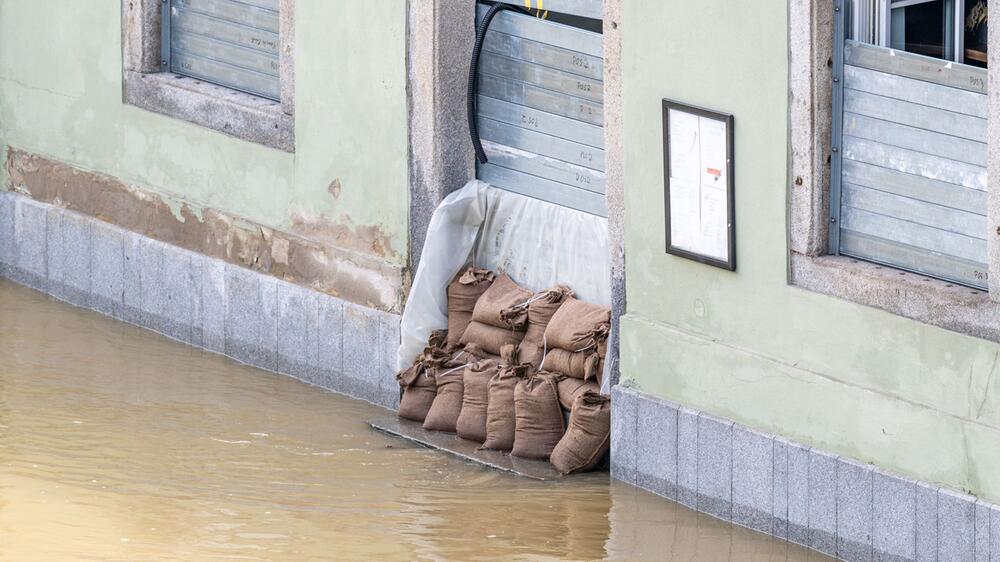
[0,192,14,276]
[773,438,790,540]
[873,469,916,562]
[837,458,874,562]
[193,258,226,353]
[377,312,402,409]
[991,505,1000,561]
[157,243,196,343]
[916,482,940,562]
[636,394,678,500]
[975,500,990,562]
[609,385,637,485]
[697,413,733,522]
[732,425,773,534]
[316,293,345,391]
[277,280,320,386]
[12,196,48,289]
[1,193,399,411]
[809,449,839,557]
[676,406,699,509]
[224,264,278,371]
[787,441,811,547]
[342,303,381,401]
[90,220,125,319]
[938,489,976,562]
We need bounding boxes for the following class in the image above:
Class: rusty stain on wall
[5,148,406,312]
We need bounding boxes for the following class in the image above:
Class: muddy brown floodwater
[0,279,830,561]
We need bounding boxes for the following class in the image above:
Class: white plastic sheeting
[397,180,611,371]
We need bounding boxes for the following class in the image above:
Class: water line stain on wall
[5,148,406,311]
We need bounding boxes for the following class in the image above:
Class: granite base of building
[0,191,401,410]
[611,385,1000,562]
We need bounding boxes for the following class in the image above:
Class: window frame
[788,0,1000,343]
[121,0,294,152]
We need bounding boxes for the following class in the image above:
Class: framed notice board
[662,99,735,271]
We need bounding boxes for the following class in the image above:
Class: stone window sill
[123,71,294,152]
[790,252,1000,342]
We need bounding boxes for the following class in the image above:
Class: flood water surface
[0,279,828,561]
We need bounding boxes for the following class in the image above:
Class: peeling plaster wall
[620,0,1000,503]
[0,0,409,294]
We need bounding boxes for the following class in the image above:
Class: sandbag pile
[459,273,531,355]
[539,298,610,384]
[396,330,449,422]
[395,267,612,474]
[446,268,495,351]
[550,391,611,474]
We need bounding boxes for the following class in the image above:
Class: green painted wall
[620,0,1000,501]
[0,0,409,265]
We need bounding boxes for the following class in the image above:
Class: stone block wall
[612,385,1000,562]
[0,192,400,410]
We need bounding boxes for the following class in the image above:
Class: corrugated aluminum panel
[834,40,988,288]
[164,0,280,101]
[475,5,605,216]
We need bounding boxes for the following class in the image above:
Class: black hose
[468,2,531,164]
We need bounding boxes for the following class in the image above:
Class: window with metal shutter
[162,0,281,101]
[474,1,606,217]
[831,0,988,289]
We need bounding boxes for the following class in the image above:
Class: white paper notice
[667,108,729,263]
[668,109,700,183]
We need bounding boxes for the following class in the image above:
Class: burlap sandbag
[422,363,466,432]
[544,298,611,351]
[459,321,525,356]
[550,391,611,474]
[455,359,501,443]
[446,268,496,350]
[396,330,449,422]
[512,373,565,460]
[470,273,532,330]
[482,363,530,450]
[509,285,573,370]
[556,377,600,411]
[541,348,601,381]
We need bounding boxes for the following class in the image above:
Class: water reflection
[0,279,827,561]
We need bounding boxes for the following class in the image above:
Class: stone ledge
[0,192,399,410]
[611,384,1000,562]
[791,252,1000,343]
[124,71,294,152]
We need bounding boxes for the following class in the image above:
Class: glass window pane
[891,0,947,59]
[964,0,988,67]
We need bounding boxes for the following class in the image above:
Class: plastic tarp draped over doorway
[397,180,611,375]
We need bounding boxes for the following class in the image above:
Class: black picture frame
[662,99,736,271]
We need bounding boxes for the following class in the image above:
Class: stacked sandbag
[460,273,532,355]
[555,377,600,411]
[503,285,573,372]
[422,361,467,432]
[511,372,565,460]
[455,358,501,442]
[482,362,531,450]
[540,298,611,384]
[550,391,611,474]
[446,268,496,351]
[396,330,450,422]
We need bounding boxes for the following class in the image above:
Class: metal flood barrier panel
[831,39,988,289]
[162,0,281,101]
[475,2,607,217]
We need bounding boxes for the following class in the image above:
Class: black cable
[468,2,531,164]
